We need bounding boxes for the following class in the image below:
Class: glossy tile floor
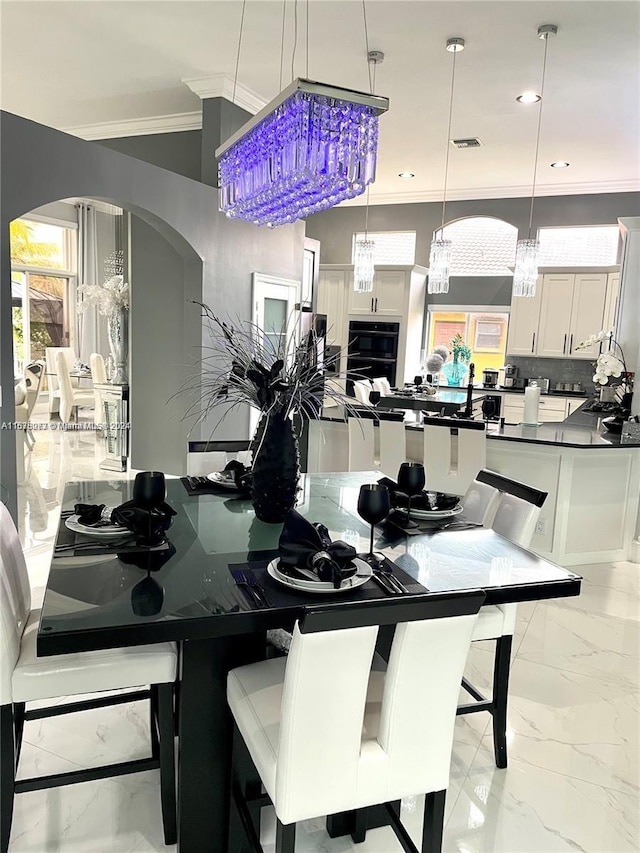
[9,409,640,852]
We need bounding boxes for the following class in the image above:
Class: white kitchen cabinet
[346,269,406,316]
[604,271,620,335]
[316,269,347,347]
[506,276,543,355]
[568,273,608,358]
[500,393,582,424]
[536,274,575,357]
[567,398,586,416]
[537,396,568,422]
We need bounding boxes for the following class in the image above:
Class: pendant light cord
[279,0,286,90]
[306,0,310,78]
[527,33,550,238]
[232,0,247,106]
[291,0,298,82]
[441,48,458,230]
[362,0,373,237]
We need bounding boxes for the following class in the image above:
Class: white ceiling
[2,0,639,204]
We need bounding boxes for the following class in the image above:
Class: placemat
[180,476,249,497]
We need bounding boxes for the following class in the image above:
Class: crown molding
[182,74,268,115]
[339,179,640,207]
[62,111,203,140]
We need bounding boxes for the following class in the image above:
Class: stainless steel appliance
[347,320,400,385]
[482,368,499,388]
[503,364,518,388]
[533,377,550,394]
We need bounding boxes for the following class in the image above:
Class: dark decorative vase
[250,411,300,523]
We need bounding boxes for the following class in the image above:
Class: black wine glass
[133,471,166,509]
[357,484,391,565]
[481,398,497,421]
[369,390,381,407]
[414,375,423,391]
[397,462,426,528]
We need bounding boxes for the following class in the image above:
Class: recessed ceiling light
[516,91,542,104]
[398,172,415,179]
[550,161,570,168]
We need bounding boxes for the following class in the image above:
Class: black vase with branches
[183,303,360,524]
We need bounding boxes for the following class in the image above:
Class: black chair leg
[149,685,160,760]
[1,704,16,853]
[492,635,513,770]
[275,819,295,853]
[351,807,368,843]
[422,790,446,853]
[157,683,177,845]
[13,702,25,765]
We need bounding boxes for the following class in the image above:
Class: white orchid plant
[575,330,629,387]
[78,275,130,316]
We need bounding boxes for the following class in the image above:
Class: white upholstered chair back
[56,351,75,422]
[348,418,375,471]
[423,419,487,496]
[90,353,107,384]
[352,380,373,406]
[378,420,406,478]
[45,347,75,412]
[23,361,45,418]
[491,493,540,549]
[463,476,501,526]
[273,609,479,823]
[0,502,31,706]
[371,377,391,396]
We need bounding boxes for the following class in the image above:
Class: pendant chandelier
[428,37,464,295]
[513,24,558,298]
[216,0,389,228]
[354,48,384,293]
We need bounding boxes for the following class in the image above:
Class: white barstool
[186,439,251,476]
[371,376,391,396]
[458,470,548,769]
[0,501,179,852]
[348,417,376,471]
[227,591,485,853]
[423,416,487,496]
[379,419,407,477]
[352,379,374,406]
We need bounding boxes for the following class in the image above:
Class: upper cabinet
[346,269,407,316]
[507,271,615,360]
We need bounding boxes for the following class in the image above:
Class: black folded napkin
[278,510,358,589]
[377,479,459,512]
[73,498,176,546]
[220,460,252,491]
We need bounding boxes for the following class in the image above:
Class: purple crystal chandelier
[216,79,388,227]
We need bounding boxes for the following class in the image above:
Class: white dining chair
[462,471,501,527]
[0,501,179,852]
[423,416,487,496]
[458,470,547,769]
[348,417,376,471]
[186,439,252,476]
[378,419,406,478]
[371,376,392,396]
[227,590,485,853]
[352,379,374,406]
[56,351,94,422]
[45,346,75,415]
[90,352,107,427]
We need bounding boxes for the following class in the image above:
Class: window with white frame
[537,225,620,266]
[352,231,416,265]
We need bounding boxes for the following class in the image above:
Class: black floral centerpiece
[185,304,357,523]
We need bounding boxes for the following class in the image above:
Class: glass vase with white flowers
[575,330,631,389]
[77,275,130,384]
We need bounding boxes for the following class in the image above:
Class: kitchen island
[304,401,640,566]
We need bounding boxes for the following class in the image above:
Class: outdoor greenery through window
[10,218,77,373]
[425,309,509,380]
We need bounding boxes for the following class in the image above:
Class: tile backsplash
[507,357,596,391]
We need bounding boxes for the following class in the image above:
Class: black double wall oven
[347,320,400,386]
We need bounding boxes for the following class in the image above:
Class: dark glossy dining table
[37,473,582,853]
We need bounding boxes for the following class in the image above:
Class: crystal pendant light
[513,25,558,297]
[428,37,464,295]
[353,49,384,293]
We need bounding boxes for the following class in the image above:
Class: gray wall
[306,192,640,270]
[428,275,513,307]
[98,131,202,181]
[0,110,304,518]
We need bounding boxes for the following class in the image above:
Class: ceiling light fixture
[516,91,541,104]
[398,172,415,179]
[550,161,570,168]
[216,0,389,228]
[513,24,558,298]
[354,44,384,293]
[428,36,465,295]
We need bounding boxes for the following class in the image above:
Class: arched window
[438,216,518,276]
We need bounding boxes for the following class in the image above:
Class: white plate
[409,504,463,520]
[206,471,242,490]
[267,557,372,594]
[65,515,129,538]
